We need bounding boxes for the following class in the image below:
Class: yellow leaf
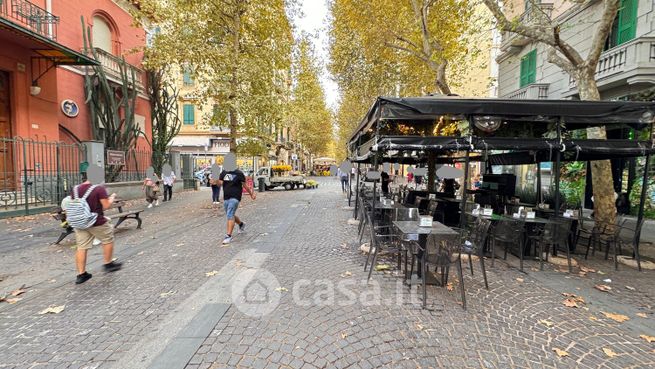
[602,348,618,358]
[516,278,524,283]
[6,297,22,304]
[580,266,596,273]
[375,264,391,271]
[594,284,611,292]
[589,316,598,321]
[10,285,27,296]
[563,299,579,308]
[602,312,630,323]
[341,332,348,339]
[639,334,655,343]
[205,271,219,277]
[38,305,65,314]
[275,287,288,292]
[538,319,554,327]
[340,271,353,278]
[446,282,454,291]
[552,348,569,357]
[636,313,648,318]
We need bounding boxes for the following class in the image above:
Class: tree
[81,17,142,182]
[133,0,294,154]
[483,0,620,224]
[147,69,181,174]
[289,36,333,157]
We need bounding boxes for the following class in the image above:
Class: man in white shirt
[162,169,176,202]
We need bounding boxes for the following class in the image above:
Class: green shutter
[519,49,536,88]
[617,0,637,45]
[183,68,193,85]
[183,104,195,125]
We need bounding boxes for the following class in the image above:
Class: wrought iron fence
[0,0,60,40]
[0,138,85,216]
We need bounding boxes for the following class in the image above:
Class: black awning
[349,96,655,143]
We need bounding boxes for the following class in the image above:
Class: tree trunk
[578,70,616,225]
[229,12,241,154]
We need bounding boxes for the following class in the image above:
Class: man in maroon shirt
[71,168,122,284]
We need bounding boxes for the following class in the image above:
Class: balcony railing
[0,0,59,40]
[569,37,655,89]
[87,47,145,91]
[503,83,549,100]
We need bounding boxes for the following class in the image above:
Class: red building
[0,0,151,214]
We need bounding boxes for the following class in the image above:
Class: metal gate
[180,153,197,190]
[0,138,86,217]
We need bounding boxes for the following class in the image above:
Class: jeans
[223,198,240,219]
[340,177,349,193]
[211,185,221,202]
[163,185,173,201]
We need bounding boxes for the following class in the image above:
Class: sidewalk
[0,178,654,369]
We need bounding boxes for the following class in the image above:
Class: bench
[51,199,143,244]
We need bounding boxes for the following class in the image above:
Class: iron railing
[105,148,153,183]
[0,138,85,217]
[88,47,145,92]
[0,0,59,40]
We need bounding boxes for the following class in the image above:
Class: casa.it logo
[231,269,281,318]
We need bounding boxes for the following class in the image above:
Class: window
[519,49,537,88]
[183,104,195,125]
[183,67,194,86]
[92,16,114,53]
[606,0,638,49]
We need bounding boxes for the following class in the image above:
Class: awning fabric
[350,96,655,143]
[0,17,97,66]
[170,136,209,147]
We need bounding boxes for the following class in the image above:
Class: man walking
[162,167,176,202]
[218,164,256,244]
[340,170,349,193]
[66,165,122,284]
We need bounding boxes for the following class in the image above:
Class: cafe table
[392,220,459,308]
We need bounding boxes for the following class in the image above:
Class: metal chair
[532,217,575,272]
[365,210,404,281]
[422,235,467,309]
[490,220,525,270]
[616,218,645,271]
[456,218,491,290]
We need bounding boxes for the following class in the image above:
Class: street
[1,178,654,369]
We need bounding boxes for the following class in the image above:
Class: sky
[292,0,339,109]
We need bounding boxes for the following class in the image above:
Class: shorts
[223,198,240,220]
[75,222,114,250]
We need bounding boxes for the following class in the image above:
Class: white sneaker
[148,203,153,209]
[222,235,232,244]
[155,200,159,206]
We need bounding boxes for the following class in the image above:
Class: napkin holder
[526,211,536,219]
[419,216,433,227]
[482,208,493,216]
[382,198,393,206]
[428,193,436,200]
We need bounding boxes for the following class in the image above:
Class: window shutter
[519,56,528,88]
[618,0,637,45]
[527,50,537,85]
[183,105,195,125]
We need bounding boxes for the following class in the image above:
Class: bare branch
[586,0,620,69]
[384,41,430,63]
[546,48,577,76]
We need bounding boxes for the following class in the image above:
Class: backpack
[65,185,99,229]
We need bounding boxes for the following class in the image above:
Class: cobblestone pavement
[1,178,654,369]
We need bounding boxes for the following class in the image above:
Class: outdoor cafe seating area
[348,96,655,310]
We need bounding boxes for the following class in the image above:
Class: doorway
[0,70,15,190]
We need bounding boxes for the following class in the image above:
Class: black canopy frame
[349,96,655,270]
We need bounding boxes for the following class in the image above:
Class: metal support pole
[536,163,542,204]
[554,150,561,217]
[353,163,361,219]
[459,150,470,228]
[635,153,650,271]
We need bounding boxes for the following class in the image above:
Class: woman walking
[143,174,160,208]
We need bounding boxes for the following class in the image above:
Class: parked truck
[255,166,306,191]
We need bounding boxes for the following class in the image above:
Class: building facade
[498,0,654,101]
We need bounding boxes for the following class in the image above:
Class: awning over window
[170,136,210,147]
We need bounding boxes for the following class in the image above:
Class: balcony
[503,83,549,100]
[500,3,554,56]
[87,47,145,92]
[0,0,59,40]
[567,36,655,91]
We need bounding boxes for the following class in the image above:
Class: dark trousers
[211,185,221,202]
[163,185,173,201]
[341,177,349,193]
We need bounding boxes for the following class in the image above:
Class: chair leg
[565,243,572,273]
[613,241,618,271]
[404,249,409,281]
[491,239,496,267]
[468,252,474,276]
[503,241,508,260]
[519,239,524,272]
[457,258,466,310]
[364,244,373,271]
[480,254,489,290]
[635,242,642,272]
[584,236,591,260]
[408,254,415,289]
[604,240,610,261]
[421,255,427,309]
[538,241,544,271]
[367,245,379,282]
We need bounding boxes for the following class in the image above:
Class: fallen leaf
[415,322,424,330]
[562,292,576,297]
[580,266,596,273]
[563,299,579,308]
[594,284,612,292]
[340,332,348,339]
[11,285,27,296]
[205,271,219,277]
[340,271,352,278]
[38,305,65,314]
[602,278,612,283]
[602,312,630,323]
[578,271,587,277]
[275,287,288,292]
[625,286,636,291]
[636,313,648,318]
[6,298,22,304]
[602,348,618,358]
[639,334,655,343]
[446,282,454,291]
[516,278,524,283]
[597,270,606,275]
[589,316,599,321]
[539,319,554,327]
[160,290,176,298]
[375,264,391,271]
[553,348,569,357]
